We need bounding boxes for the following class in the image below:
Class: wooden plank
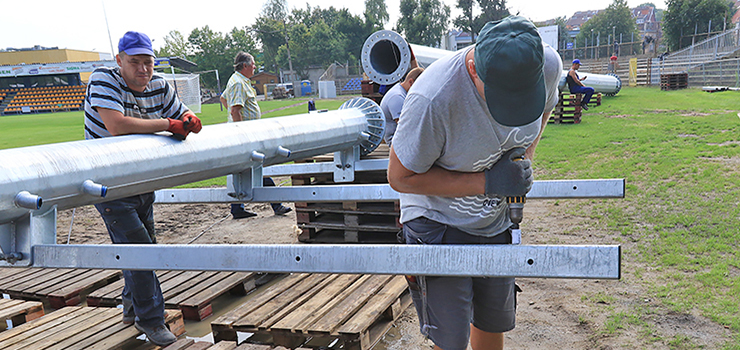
[22,269,91,295]
[0,306,81,344]
[233,274,334,329]
[338,276,409,334]
[162,271,213,301]
[291,275,373,332]
[258,274,343,329]
[0,268,41,286]
[0,268,67,292]
[206,341,238,350]
[86,308,184,350]
[162,338,195,350]
[213,273,312,327]
[168,271,238,305]
[0,299,43,325]
[44,308,123,350]
[45,269,119,301]
[269,274,360,331]
[308,275,393,334]
[0,307,109,350]
[177,272,256,321]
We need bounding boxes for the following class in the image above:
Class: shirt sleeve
[386,94,404,121]
[542,45,563,113]
[88,70,124,114]
[391,93,446,174]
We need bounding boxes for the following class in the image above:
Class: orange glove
[181,111,202,133]
[167,118,190,140]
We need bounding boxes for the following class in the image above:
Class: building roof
[566,10,602,31]
[733,0,740,24]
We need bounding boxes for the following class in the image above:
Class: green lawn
[1,87,739,348]
[536,86,740,349]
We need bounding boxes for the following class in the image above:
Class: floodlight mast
[0,98,384,266]
[360,29,622,95]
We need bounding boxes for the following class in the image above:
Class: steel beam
[154,179,625,204]
[32,244,620,279]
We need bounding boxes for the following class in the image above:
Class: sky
[1,0,666,56]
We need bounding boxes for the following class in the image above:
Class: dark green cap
[474,16,545,127]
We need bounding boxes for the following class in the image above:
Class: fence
[660,27,740,74]
[686,58,740,88]
[558,41,645,62]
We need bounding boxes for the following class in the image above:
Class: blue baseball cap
[118,31,155,57]
[572,59,581,65]
[474,16,545,127]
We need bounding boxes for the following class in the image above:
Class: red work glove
[182,111,203,133]
[167,118,190,140]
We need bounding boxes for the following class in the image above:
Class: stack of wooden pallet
[551,92,602,124]
[211,273,411,350]
[660,73,688,91]
[292,144,401,244]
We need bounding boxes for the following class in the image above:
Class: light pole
[591,29,594,59]
[612,26,616,55]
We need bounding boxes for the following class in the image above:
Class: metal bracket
[227,165,263,201]
[333,145,360,183]
[0,205,57,267]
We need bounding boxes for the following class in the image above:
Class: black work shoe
[135,322,177,347]
[581,103,589,111]
[273,205,293,216]
[232,210,258,219]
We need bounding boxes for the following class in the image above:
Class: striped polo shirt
[84,67,188,139]
[221,71,261,122]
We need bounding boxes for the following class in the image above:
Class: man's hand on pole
[167,112,202,140]
[483,147,533,197]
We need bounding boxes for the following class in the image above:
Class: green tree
[662,0,736,50]
[252,17,286,74]
[188,26,229,89]
[156,30,190,58]
[453,0,510,41]
[225,27,259,69]
[364,0,389,31]
[395,0,451,46]
[574,0,638,49]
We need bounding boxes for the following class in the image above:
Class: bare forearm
[98,107,170,136]
[388,148,485,197]
[230,106,243,122]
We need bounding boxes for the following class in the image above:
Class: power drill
[507,153,526,245]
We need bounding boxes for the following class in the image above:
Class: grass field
[537,87,739,349]
[1,87,739,348]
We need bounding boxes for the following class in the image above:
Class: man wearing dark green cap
[388,16,562,350]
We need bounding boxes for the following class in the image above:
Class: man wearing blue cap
[84,31,203,347]
[566,59,595,110]
[388,16,562,350]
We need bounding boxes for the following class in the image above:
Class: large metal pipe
[361,30,621,95]
[0,97,384,225]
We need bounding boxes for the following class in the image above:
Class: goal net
[163,73,201,113]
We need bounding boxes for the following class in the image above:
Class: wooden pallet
[0,306,184,349]
[661,73,688,90]
[292,144,400,244]
[0,299,44,331]
[0,268,121,309]
[87,271,258,321]
[163,339,311,350]
[211,273,411,350]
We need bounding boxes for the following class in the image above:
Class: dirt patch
[604,114,630,118]
[58,197,732,349]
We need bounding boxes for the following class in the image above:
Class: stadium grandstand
[0,47,198,115]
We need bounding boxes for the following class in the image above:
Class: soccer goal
[163,73,201,114]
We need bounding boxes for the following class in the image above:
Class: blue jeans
[231,177,282,213]
[570,86,595,106]
[94,193,165,328]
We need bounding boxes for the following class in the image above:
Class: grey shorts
[403,217,516,350]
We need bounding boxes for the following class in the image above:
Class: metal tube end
[251,151,266,162]
[277,146,291,157]
[14,191,42,210]
[82,180,108,198]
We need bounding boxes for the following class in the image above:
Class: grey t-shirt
[380,83,407,146]
[393,44,562,237]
